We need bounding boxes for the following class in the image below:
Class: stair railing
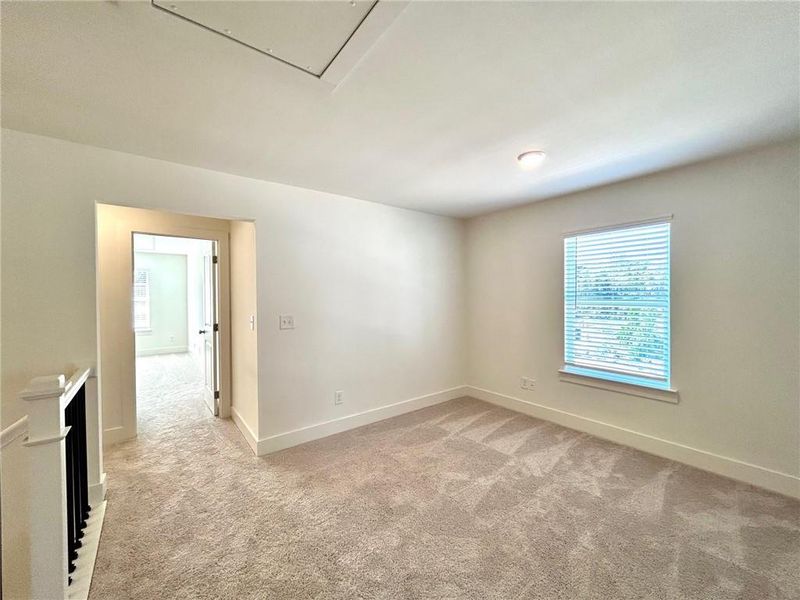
[18,366,105,599]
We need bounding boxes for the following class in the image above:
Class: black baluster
[71,396,84,554]
[63,381,93,586]
[77,387,91,521]
[64,401,77,576]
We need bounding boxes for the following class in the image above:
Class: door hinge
[212,255,218,264]
[214,390,220,400]
[213,323,219,332]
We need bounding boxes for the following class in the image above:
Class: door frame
[199,239,220,416]
[97,204,232,445]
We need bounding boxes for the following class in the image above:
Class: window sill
[558,367,679,404]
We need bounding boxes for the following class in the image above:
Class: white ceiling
[2,1,798,217]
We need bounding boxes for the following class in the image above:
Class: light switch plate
[279,315,294,330]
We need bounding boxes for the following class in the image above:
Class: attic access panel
[152,0,378,78]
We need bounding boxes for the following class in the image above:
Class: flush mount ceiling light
[517,150,547,170]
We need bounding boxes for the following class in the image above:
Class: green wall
[134,252,188,356]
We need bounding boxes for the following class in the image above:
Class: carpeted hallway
[90,354,800,599]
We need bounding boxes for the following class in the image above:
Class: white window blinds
[564,221,671,390]
[133,268,151,331]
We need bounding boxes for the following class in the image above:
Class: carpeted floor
[90,353,799,599]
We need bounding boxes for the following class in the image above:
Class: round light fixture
[517,150,546,170]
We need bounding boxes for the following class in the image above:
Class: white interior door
[200,243,219,416]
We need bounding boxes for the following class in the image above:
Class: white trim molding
[89,473,108,506]
[24,426,71,447]
[135,345,189,357]
[558,368,679,404]
[102,426,128,447]
[253,386,469,456]
[562,214,673,237]
[1,415,29,448]
[466,385,800,499]
[67,501,107,600]
[319,1,410,86]
[230,407,258,454]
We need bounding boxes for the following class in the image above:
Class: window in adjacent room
[133,268,151,331]
[563,220,671,390]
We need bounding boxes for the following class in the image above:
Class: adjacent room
[1,1,798,599]
[133,233,218,432]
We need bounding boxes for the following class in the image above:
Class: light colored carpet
[91,354,800,599]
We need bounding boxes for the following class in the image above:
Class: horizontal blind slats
[564,222,670,388]
[573,250,669,262]
[573,356,667,375]
[576,239,670,253]
[570,348,668,364]
[572,359,668,380]
[569,337,668,352]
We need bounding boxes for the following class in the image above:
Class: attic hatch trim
[150,0,379,80]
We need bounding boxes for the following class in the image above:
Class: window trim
[561,215,677,401]
[133,267,152,332]
[558,367,679,404]
[562,214,674,238]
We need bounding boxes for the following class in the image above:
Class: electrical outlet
[520,377,537,391]
[279,315,294,330]
[334,390,344,405]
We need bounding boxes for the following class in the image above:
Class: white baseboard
[467,385,800,499]
[135,346,188,357]
[102,425,130,447]
[89,472,107,505]
[230,406,258,454]
[256,385,469,456]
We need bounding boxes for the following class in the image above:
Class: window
[133,268,151,331]
[563,220,671,391]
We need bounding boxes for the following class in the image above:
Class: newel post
[21,374,70,600]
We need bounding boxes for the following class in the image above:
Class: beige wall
[3,128,797,496]
[1,129,467,442]
[230,221,259,445]
[0,130,464,597]
[466,141,800,483]
[1,436,31,600]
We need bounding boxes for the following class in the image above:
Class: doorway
[132,234,220,426]
[97,204,233,447]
